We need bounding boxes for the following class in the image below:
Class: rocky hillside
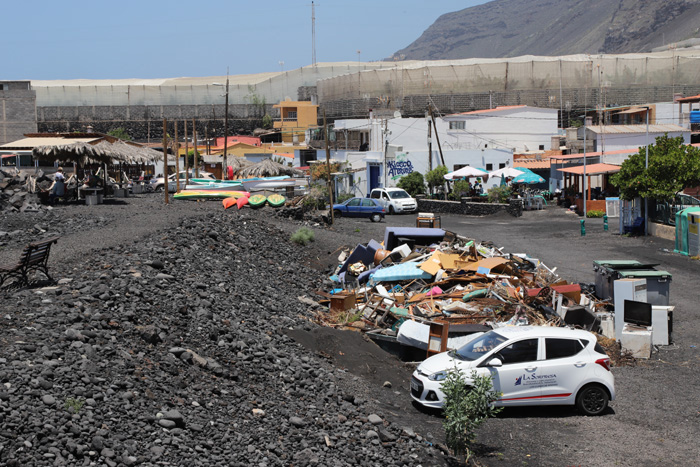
[393,0,700,60]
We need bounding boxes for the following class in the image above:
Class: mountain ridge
[392,0,700,60]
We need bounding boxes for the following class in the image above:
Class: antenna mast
[311,2,317,66]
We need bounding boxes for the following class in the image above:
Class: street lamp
[213,71,230,179]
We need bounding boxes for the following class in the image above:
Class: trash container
[688,212,700,257]
[615,269,672,306]
[674,207,700,255]
[593,260,659,301]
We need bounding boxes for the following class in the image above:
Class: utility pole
[311,2,317,67]
[193,118,199,178]
[184,120,189,186]
[162,118,169,204]
[223,71,229,179]
[174,121,180,192]
[324,109,333,225]
[429,105,448,197]
[427,108,433,172]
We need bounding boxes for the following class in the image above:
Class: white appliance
[651,305,674,346]
[613,279,647,340]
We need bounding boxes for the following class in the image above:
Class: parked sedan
[411,326,615,416]
[332,197,385,222]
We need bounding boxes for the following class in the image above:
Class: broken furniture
[416,213,441,229]
[0,236,59,288]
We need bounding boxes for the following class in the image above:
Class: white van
[369,188,417,214]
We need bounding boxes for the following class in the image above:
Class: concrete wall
[591,131,688,152]
[0,81,37,146]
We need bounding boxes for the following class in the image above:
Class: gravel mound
[0,200,450,466]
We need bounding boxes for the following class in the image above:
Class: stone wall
[417,198,523,217]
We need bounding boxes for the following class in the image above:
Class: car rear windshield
[452,331,508,361]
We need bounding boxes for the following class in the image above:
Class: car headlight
[428,370,447,381]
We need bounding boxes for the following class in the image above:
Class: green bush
[441,368,503,457]
[587,210,605,218]
[397,171,426,197]
[303,183,329,210]
[487,185,512,203]
[336,192,354,203]
[290,227,315,246]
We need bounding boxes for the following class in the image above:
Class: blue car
[332,197,385,222]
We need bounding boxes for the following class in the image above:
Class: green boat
[248,194,267,208]
[267,193,286,207]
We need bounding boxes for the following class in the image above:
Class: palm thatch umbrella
[226,156,254,177]
[33,140,163,165]
[238,158,304,178]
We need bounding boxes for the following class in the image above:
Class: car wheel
[389,205,395,215]
[333,210,342,218]
[154,185,164,193]
[370,213,382,223]
[575,384,609,416]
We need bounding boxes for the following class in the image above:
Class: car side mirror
[486,357,503,367]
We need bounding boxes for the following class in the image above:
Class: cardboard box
[330,293,356,312]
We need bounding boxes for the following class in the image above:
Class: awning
[557,163,621,176]
[1,154,19,159]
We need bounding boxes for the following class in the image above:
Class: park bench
[0,236,59,288]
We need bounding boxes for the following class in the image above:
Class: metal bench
[0,236,59,288]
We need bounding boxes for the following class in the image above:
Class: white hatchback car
[411,326,615,416]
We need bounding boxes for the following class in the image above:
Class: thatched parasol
[226,156,254,176]
[238,158,304,178]
[33,140,163,165]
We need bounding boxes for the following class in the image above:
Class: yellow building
[273,99,318,144]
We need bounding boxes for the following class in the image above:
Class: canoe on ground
[185,183,245,191]
[173,191,250,200]
[236,196,249,209]
[248,194,267,208]
[222,197,238,209]
[267,193,286,207]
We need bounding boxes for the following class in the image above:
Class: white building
[582,124,690,155]
[328,105,560,195]
[442,106,559,153]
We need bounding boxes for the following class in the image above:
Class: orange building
[273,99,318,144]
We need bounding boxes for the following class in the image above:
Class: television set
[624,299,652,327]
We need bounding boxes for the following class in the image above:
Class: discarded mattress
[369,262,433,283]
[397,320,486,351]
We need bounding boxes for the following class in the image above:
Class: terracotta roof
[448,105,527,116]
[514,159,551,169]
[585,124,687,134]
[676,94,700,103]
[557,163,621,176]
[550,148,639,161]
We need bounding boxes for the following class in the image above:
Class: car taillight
[595,358,611,371]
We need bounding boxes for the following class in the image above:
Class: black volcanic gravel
[0,197,451,466]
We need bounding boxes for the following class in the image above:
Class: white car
[150,171,215,193]
[369,188,417,214]
[410,326,615,416]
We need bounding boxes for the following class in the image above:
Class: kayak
[236,196,249,209]
[248,194,267,208]
[173,190,250,200]
[267,193,286,207]
[185,183,245,191]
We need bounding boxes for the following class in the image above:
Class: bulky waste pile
[313,227,621,361]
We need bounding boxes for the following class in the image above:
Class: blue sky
[2,0,488,80]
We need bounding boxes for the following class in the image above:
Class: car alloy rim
[583,388,605,413]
